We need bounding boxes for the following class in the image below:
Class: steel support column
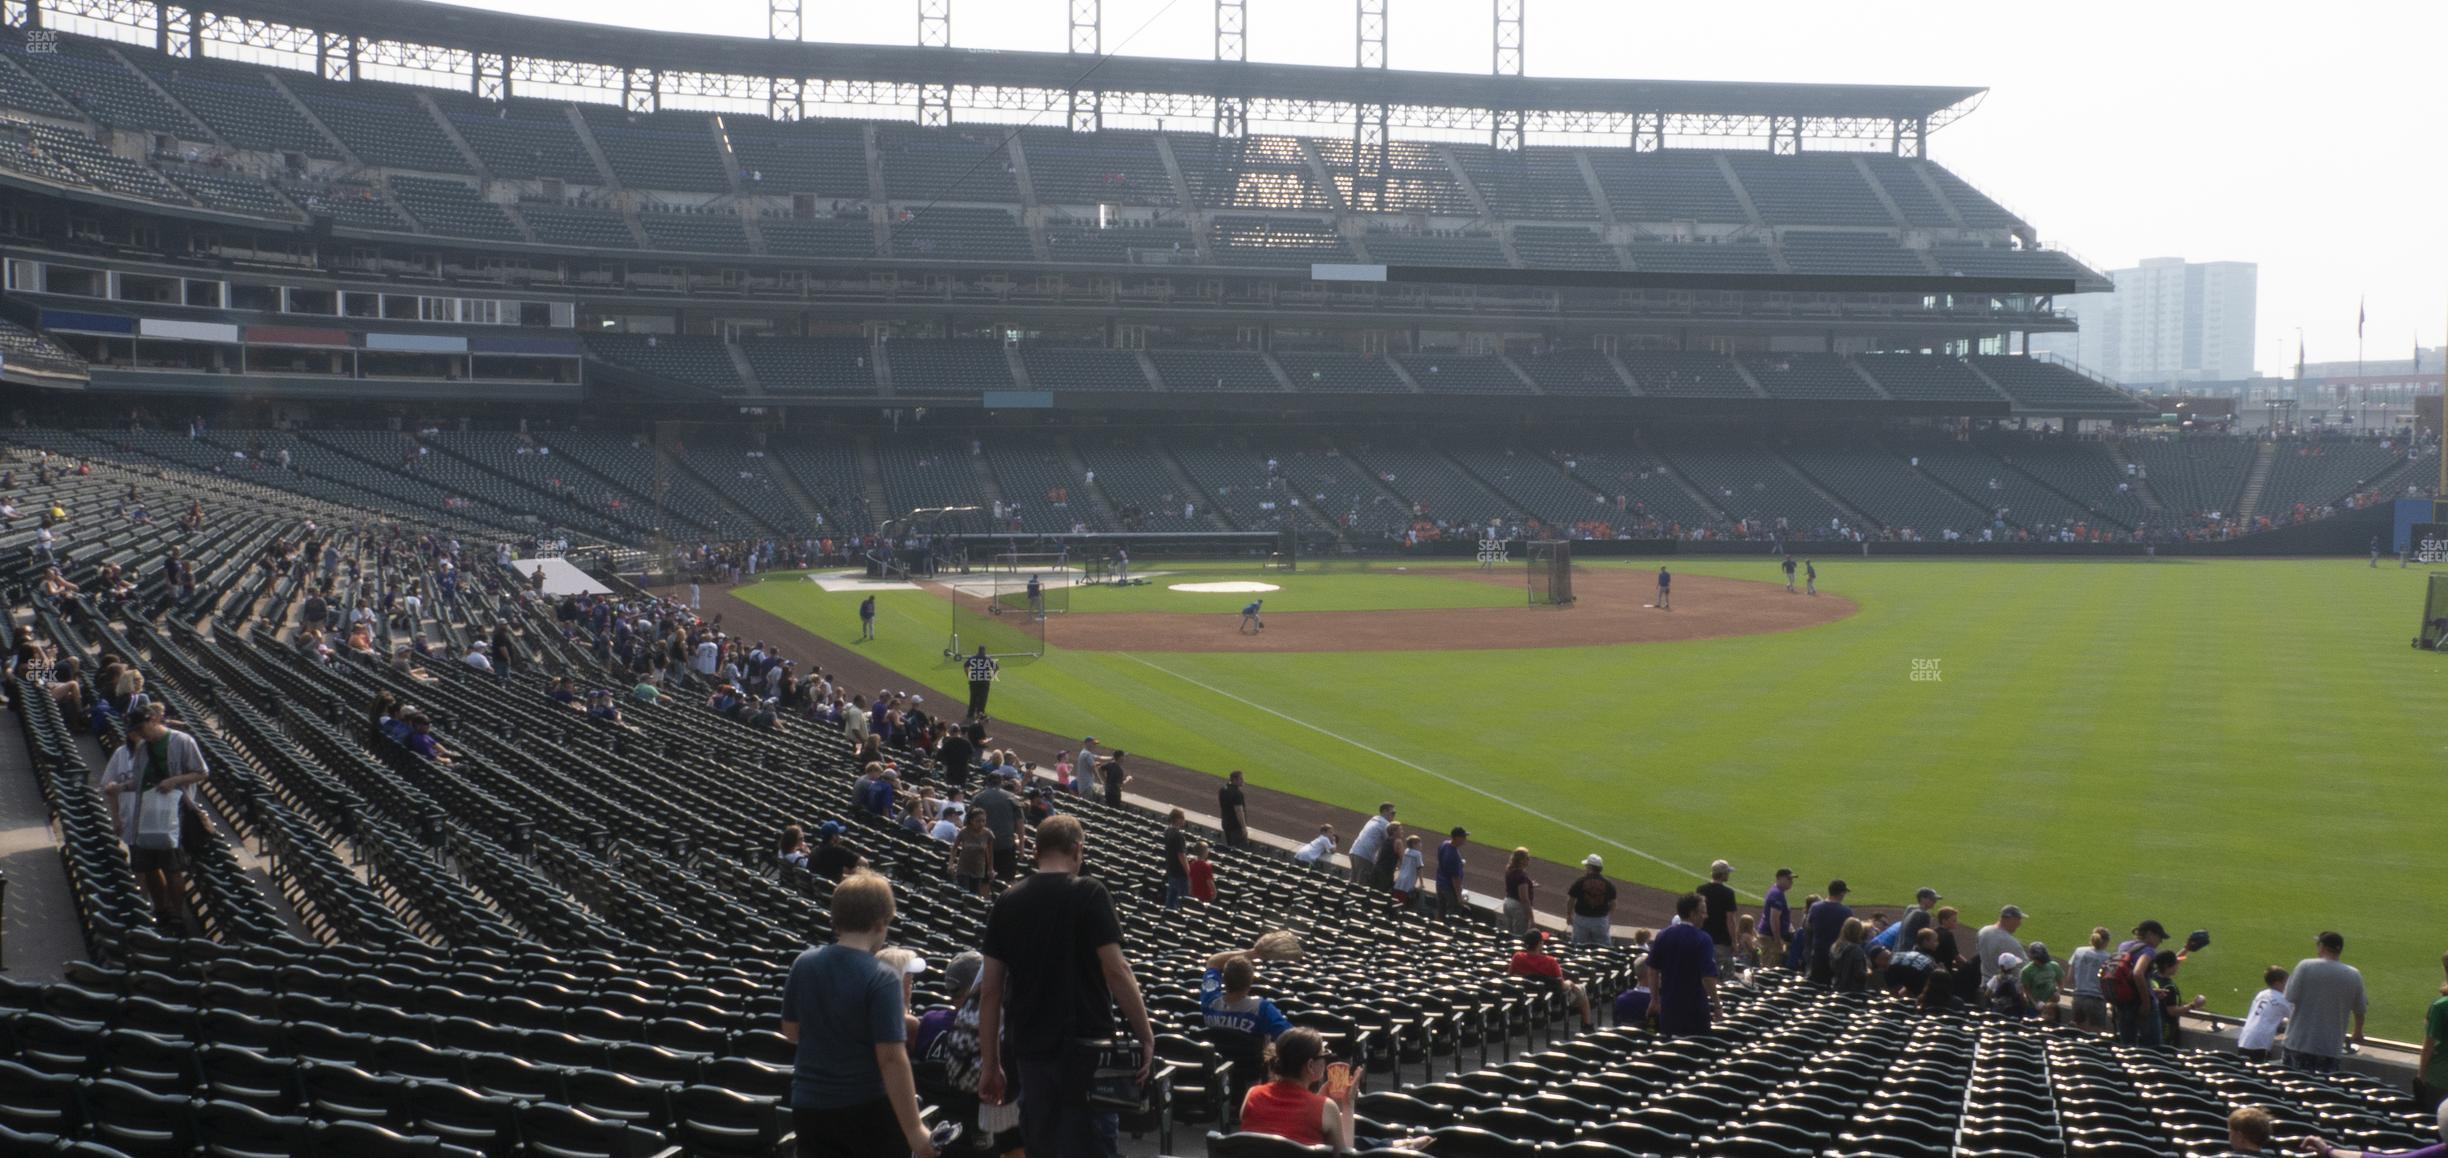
[770,76,802,121]
[769,0,800,41]
[1214,0,1245,137]
[1492,0,1524,149]
[1493,0,1522,74]
[317,30,354,82]
[1068,0,1100,132]
[1353,0,1388,208]
[475,50,506,100]
[623,66,657,113]
[918,0,950,125]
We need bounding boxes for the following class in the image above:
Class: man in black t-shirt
[1098,752,1128,808]
[1566,855,1618,946]
[810,821,862,881]
[1161,809,1191,909]
[965,646,998,720]
[979,816,1155,1158]
[936,726,977,791]
[1217,770,1249,849]
[1697,860,1739,972]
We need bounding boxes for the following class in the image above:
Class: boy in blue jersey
[1239,599,1264,634]
[1200,955,1290,1040]
[1655,566,1672,610]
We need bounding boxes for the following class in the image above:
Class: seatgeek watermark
[1910,658,1942,682]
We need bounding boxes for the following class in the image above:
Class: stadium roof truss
[22,0,1982,153]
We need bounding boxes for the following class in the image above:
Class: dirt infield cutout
[934,567,1855,653]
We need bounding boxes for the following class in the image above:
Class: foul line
[1119,653,1756,900]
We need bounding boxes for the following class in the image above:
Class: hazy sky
[433,0,2447,377]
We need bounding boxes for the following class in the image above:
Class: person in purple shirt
[1755,868,1795,965]
[1435,827,1469,920]
[1644,894,1720,1036]
[1805,879,1854,985]
[401,709,449,763]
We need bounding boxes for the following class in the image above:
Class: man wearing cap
[1347,803,1395,887]
[1435,828,1469,921]
[461,639,494,673]
[1804,880,1853,985]
[1566,856,1618,946]
[811,821,863,881]
[2282,931,2368,1072]
[99,702,210,935]
[1977,906,2028,989]
[1697,861,1739,973]
[2020,943,2065,1024]
[1897,887,1942,952]
[1756,868,1796,969]
[2112,921,2172,1045]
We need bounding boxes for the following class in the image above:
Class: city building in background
[2033,257,2257,387]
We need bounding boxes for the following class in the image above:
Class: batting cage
[1528,540,1576,606]
[945,570,1052,660]
[2418,573,2448,650]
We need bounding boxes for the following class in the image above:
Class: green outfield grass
[740,558,2448,1031]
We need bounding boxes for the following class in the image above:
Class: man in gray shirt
[1976,905,2027,985]
[971,775,1023,880]
[2282,931,2367,1072]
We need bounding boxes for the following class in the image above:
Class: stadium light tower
[1352,0,1388,209]
[1068,0,1102,132]
[768,0,804,120]
[917,0,951,125]
[1492,0,1524,150]
[1214,0,1246,137]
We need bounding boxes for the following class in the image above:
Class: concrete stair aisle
[1052,434,1125,528]
[2105,438,2166,514]
[855,435,893,525]
[1151,442,1235,530]
[727,344,763,394]
[2235,440,2277,523]
[1768,446,1879,533]
[759,438,843,539]
[1632,432,1732,524]
[964,445,1009,524]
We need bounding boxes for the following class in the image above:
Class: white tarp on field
[509,557,610,597]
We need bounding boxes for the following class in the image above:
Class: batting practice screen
[2420,573,2448,650]
[946,575,1049,659]
[1528,540,1575,606]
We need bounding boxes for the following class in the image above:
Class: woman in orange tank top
[1237,1027,1345,1149]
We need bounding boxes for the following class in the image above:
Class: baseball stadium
[0,0,2442,1155]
